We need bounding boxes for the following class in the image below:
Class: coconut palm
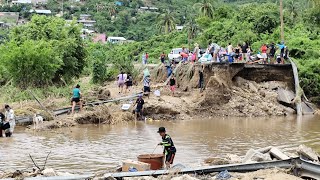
[287,1,298,23]
[187,19,199,49]
[107,2,117,17]
[157,11,176,34]
[193,0,214,19]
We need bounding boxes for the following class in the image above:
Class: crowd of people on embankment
[144,41,289,67]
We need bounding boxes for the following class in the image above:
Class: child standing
[168,73,176,96]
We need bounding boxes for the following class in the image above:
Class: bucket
[137,154,164,170]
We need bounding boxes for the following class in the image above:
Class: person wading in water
[158,127,176,169]
[71,84,82,115]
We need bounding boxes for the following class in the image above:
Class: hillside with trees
[0,0,319,103]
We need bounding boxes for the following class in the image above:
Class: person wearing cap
[71,84,83,115]
[134,94,144,120]
[157,127,176,168]
[4,105,15,137]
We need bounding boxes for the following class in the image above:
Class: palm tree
[193,0,214,19]
[157,11,176,34]
[287,1,298,23]
[311,0,320,7]
[187,19,199,49]
[107,2,117,17]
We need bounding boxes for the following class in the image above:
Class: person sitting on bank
[133,94,144,120]
[4,105,15,137]
[158,127,176,169]
[71,84,83,115]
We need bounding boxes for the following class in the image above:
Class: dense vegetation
[0,0,319,103]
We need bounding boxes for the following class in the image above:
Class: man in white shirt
[4,105,15,137]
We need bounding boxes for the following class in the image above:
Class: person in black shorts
[268,42,276,64]
[158,127,176,169]
[143,75,151,98]
[125,73,133,93]
[134,94,144,120]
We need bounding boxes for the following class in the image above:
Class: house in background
[107,36,126,44]
[93,33,106,43]
[176,25,184,31]
[29,9,52,15]
[11,0,31,5]
[0,12,19,28]
[78,14,96,30]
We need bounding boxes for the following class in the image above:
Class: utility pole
[280,0,284,41]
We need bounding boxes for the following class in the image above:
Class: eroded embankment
[150,63,295,117]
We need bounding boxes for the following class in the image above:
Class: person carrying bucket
[157,127,176,169]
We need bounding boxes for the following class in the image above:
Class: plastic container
[137,154,164,170]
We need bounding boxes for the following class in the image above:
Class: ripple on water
[1,116,320,173]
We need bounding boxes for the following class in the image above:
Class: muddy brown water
[1,116,320,174]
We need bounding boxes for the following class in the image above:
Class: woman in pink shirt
[260,44,268,64]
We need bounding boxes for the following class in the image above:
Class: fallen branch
[43,151,52,170]
[29,154,41,170]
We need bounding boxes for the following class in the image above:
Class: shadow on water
[0,115,319,174]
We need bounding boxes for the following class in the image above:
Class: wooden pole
[280,0,284,41]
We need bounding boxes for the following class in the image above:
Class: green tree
[187,19,199,49]
[107,2,117,17]
[0,40,62,88]
[194,0,214,19]
[1,15,86,87]
[157,11,176,34]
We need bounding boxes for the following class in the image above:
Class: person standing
[158,127,176,169]
[134,94,144,120]
[71,84,82,115]
[125,73,133,94]
[277,41,286,64]
[142,53,146,64]
[268,42,276,64]
[117,72,127,94]
[0,112,5,137]
[193,43,200,62]
[4,105,15,137]
[260,44,268,64]
[145,53,149,64]
[168,73,176,96]
[241,42,249,62]
[199,69,204,92]
[234,44,241,63]
[227,43,233,63]
[143,75,151,98]
[160,52,166,64]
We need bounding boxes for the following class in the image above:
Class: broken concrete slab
[242,149,272,163]
[297,144,319,162]
[270,147,290,160]
[277,88,295,105]
[257,146,273,154]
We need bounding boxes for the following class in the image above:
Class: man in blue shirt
[277,41,286,64]
[71,84,82,115]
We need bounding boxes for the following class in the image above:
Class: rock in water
[42,168,57,177]
[297,144,319,162]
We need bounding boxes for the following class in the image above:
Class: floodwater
[1,116,320,174]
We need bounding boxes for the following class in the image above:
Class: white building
[176,25,184,31]
[107,37,126,44]
[29,9,52,15]
[11,0,31,4]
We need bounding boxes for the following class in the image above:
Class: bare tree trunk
[280,0,284,41]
